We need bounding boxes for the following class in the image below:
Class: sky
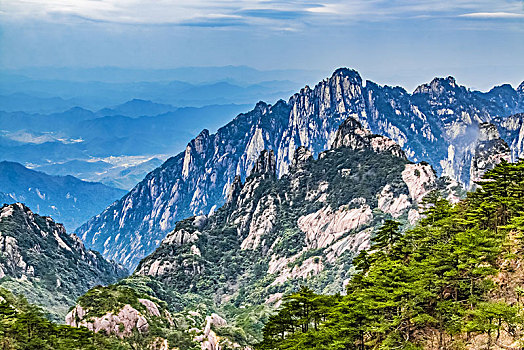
[0,0,523,91]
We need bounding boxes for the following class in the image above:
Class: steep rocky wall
[76,70,524,270]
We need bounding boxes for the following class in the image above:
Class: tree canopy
[258,160,524,350]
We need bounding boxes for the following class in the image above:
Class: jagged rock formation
[65,278,250,349]
[498,113,524,162]
[330,117,406,158]
[469,123,511,187]
[134,118,439,312]
[77,70,524,269]
[0,203,127,321]
[66,300,156,338]
[440,122,513,189]
[194,313,229,350]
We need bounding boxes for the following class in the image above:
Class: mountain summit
[76,68,524,269]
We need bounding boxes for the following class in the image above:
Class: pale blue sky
[1,0,523,90]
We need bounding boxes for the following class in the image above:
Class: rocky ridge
[77,69,524,270]
[0,203,127,321]
[135,117,432,309]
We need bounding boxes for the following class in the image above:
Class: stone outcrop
[194,313,228,350]
[498,113,524,163]
[469,123,512,186]
[402,163,438,202]
[330,117,406,159]
[66,304,149,337]
[297,201,373,250]
[65,302,157,338]
[251,149,276,177]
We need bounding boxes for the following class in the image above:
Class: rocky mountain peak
[254,101,270,114]
[250,149,276,177]
[192,129,211,154]
[77,67,524,271]
[490,84,515,93]
[413,76,460,97]
[0,202,127,321]
[330,117,370,149]
[330,117,406,159]
[331,67,363,85]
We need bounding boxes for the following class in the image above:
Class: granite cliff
[77,69,524,269]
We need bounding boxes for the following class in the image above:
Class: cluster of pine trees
[257,160,524,349]
[0,288,129,350]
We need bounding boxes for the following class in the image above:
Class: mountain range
[0,102,248,189]
[64,114,441,347]
[1,66,522,350]
[76,68,524,270]
[0,161,126,231]
[63,109,515,349]
[0,67,309,111]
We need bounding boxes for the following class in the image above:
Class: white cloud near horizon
[459,12,524,19]
[1,0,523,92]
[1,0,522,27]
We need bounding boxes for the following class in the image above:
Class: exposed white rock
[377,185,411,217]
[265,293,284,307]
[66,304,150,338]
[162,228,199,246]
[138,298,161,317]
[408,209,421,226]
[402,163,437,203]
[324,227,373,263]
[240,195,277,250]
[298,201,373,249]
[469,123,512,188]
[194,313,228,350]
[0,206,13,219]
[271,255,324,286]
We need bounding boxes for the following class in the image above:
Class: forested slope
[258,160,524,350]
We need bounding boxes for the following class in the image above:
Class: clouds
[0,0,522,92]
[459,12,524,19]
[2,0,521,27]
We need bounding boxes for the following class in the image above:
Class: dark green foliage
[258,160,524,349]
[75,285,144,318]
[0,288,129,350]
[370,219,401,253]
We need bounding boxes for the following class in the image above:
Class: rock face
[0,203,127,320]
[469,123,512,187]
[76,69,524,270]
[439,122,513,189]
[330,117,406,159]
[498,113,524,163]
[134,117,439,308]
[194,313,228,350]
[66,303,151,338]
